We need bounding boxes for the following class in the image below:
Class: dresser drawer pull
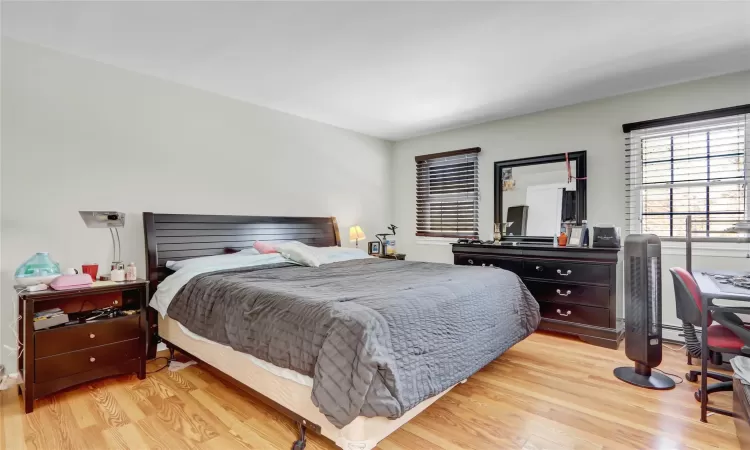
[556,289,572,297]
[113,300,119,305]
[89,357,96,363]
[556,309,572,317]
[557,269,572,276]
[535,265,543,272]
[89,333,96,339]
[468,259,474,265]
[481,263,485,267]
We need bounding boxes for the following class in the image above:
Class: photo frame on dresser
[568,225,584,247]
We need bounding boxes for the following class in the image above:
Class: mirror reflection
[501,161,578,237]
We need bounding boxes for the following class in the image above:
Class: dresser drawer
[454,253,523,272]
[524,280,610,308]
[523,260,610,285]
[35,338,140,383]
[35,315,140,358]
[539,301,609,328]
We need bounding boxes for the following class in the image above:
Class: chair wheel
[291,440,306,450]
[694,390,702,402]
[686,372,698,382]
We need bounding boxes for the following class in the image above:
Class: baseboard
[661,324,685,344]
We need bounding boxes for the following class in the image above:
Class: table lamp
[79,211,125,280]
[349,225,366,248]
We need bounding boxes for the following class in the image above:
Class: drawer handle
[535,265,543,272]
[89,357,96,363]
[557,269,572,276]
[113,300,119,305]
[481,263,485,267]
[556,289,572,297]
[89,333,96,339]
[556,309,572,317]
[468,259,474,265]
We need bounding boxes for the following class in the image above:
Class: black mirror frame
[494,151,587,244]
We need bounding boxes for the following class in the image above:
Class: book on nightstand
[33,308,69,330]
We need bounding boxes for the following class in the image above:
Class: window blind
[625,110,749,240]
[416,148,480,238]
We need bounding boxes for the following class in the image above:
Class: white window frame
[626,112,750,243]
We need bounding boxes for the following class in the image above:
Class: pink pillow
[253,241,279,254]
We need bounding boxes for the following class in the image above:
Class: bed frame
[143,212,341,450]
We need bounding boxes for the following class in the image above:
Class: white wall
[391,71,750,336]
[0,39,392,371]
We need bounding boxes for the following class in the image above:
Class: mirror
[494,152,587,242]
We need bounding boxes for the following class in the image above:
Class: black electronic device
[593,225,621,248]
[506,205,528,236]
[614,234,674,390]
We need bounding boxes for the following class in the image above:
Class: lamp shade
[349,225,366,242]
[79,211,125,228]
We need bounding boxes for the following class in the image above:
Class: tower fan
[614,234,675,390]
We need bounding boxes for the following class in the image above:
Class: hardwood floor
[1,332,738,450]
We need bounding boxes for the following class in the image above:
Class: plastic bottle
[125,262,137,281]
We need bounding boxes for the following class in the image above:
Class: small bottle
[125,262,137,281]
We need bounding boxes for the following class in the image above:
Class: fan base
[614,366,675,390]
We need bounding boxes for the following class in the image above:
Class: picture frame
[568,225,584,247]
[368,241,381,255]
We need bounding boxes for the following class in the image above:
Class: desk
[693,270,750,421]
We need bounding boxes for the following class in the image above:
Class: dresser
[452,243,623,349]
[17,280,148,413]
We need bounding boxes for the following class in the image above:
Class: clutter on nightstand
[14,252,61,286]
[375,224,398,257]
[49,273,93,291]
[33,308,69,330]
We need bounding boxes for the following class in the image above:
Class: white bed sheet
[150,253,289,317]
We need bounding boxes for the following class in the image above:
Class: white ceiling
[3,1,750,140]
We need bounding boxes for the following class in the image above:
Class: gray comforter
[167,258,540,428]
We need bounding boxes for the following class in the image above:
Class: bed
[143,213,540,450]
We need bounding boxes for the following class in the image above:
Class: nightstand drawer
[539,301,609,328]
[35,338,140,383]
[524,280,609,308]
[35,315,140,358]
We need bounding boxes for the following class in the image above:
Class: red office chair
[670,267,750,402]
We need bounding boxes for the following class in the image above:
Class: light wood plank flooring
[1,332,738,450]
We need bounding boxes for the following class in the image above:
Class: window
[625,107,749,240]
[416,147,480,239]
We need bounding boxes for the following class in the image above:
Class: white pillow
[276,241,322,267]
[316,246,371,265]
[275,243,371,267]
[166,249,259,271]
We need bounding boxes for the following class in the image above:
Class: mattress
[159,315,458,450]
[176,321,313,387]
[166,258,539,427]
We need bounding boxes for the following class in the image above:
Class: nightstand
[17,280,148,413]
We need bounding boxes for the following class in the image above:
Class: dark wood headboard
[143,213,340,291]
